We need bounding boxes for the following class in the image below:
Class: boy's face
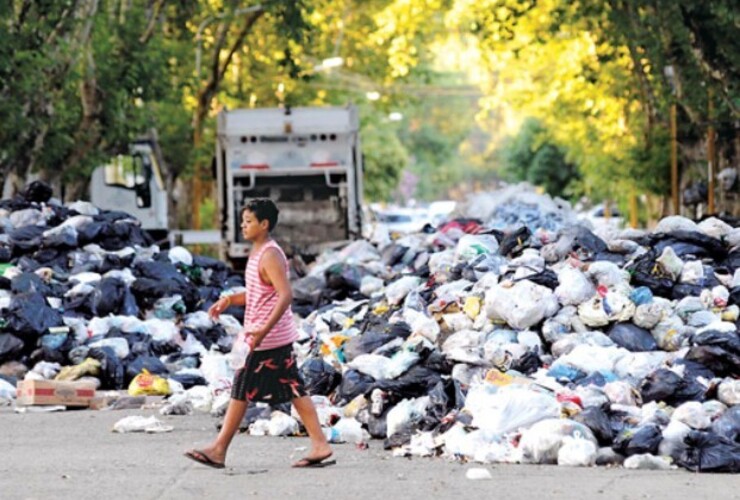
[241,209,268,241]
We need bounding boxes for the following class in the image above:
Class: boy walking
[185,199,333,469]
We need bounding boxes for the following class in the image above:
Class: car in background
[428,200,457,227]
[374,207,430,234]
[581,203,624,230]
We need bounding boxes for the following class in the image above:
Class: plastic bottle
[323,427,341,443]
[228,335,251,370]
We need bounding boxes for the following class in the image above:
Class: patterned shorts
[231,344,307,403]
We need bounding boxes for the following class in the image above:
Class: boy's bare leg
[189,398,248,464]
[292,396,332,460]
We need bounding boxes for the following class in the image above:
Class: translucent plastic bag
[518,418,596,464]
[468,386,561,437]
[386,396,430,438]
[485,281,559,330]
[557,436,598,467]
[555,267,595,306]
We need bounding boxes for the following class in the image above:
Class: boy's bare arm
[249,248,293,347]
[208,290,246,319]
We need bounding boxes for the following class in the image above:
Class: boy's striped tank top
[244,240,298,350]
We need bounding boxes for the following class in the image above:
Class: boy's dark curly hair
[242,198,279,231]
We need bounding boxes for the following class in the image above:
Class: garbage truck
[90,135,170,242]
[215,105,364,266]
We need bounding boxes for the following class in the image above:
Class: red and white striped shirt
[244,240,298,350]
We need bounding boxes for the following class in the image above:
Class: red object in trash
[556,393,583,408]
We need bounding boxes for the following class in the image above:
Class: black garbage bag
[685,346,740,378]
[367,410,389,439]
[423,379,465,428]
[192,255,231,285]
[640,368,706,405]
[21,180,53,203]
[169,372,208,389]
[377,365,442,399]
[91,277,127,317]
[0,333,24,363]
[510,350,542,375]
[671,283,705,300]
[612,424,662,456]
[731,287,740,307]
[593,251,626,266]
[380,244,409,267]
[343,331,398,363]
[300,357,341,396]
[37,330,76,364]
[422,350,454,374]
[88,346,125,390]
[335,369,375,405]
[712,406,740,443]
[691,329,740,356]
[6,292,64,340]
[560,226,608,260]
[293,275,326,304]
[131,277,199,312]
[325,263,366,292]
[658,231,727,260]
[608,323,658,352]
[499,226,531,257]
[99,252,136,274]
[515,268,559,289]
[672,358,717,380]
[625,250,674,297]
[573,406,613,445]
[42,225,78,249]
[677,431,740,473]
[94,220,153,251]
[10,272,52,296]
[9,225,46,254]
[0,246,11,263]
[125,355,169,383]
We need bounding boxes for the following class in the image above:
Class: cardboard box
[16,380,96,407]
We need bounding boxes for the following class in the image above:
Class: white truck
[90,106,364,265]
[90,137,170,242]
[215,105,364,266]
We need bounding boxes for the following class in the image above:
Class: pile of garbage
[285,192,740,473]
[0,181,245,405]
[1,181,738,473]
[461,183,579,232]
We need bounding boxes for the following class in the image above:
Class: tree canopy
[0,0,736,222]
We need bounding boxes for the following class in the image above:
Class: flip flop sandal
[184,450,226,469]
[292,456,336,468]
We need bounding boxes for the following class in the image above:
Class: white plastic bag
[672,401,711,429]
[228,334,251,370]
[385,276,423,305]
[467,386,561,437]
[718,378,740,406]
[485,280,559,330]
[557,436,598,467]
[518,418,596,464]
[455,234,499,263]
[656,247,684,280]
[555,267,595,306]
[387,396,430,438]
[268,411,299,436]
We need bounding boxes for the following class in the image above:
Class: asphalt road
[0,406,733,500]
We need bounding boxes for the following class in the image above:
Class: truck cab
[215,105,364,264]
[90,138,169,242]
